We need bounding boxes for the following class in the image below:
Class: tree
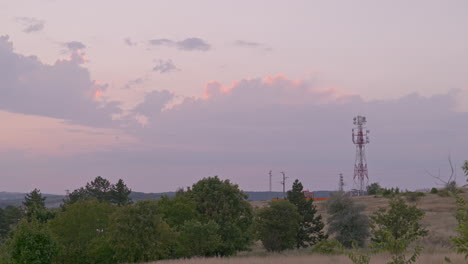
[0,206,23,242]
[23,189,52,223]
[187,176,254,256]
[106,200,175,263]
[326,191,370,248]
[367,183,382,195]
[370,198,428,264]
[158,193,198,228]
[64,176,132,206]
[463,161,468,184]
[85,176,112,202]
[286,179,326,248]
[176,220,222,257]
[48,200,116,264]
[7,218,58,264]
[110,179,132,206]
[255,200,302,252]
[449,162,468,259]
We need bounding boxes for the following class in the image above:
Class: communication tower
[352,116,370,195]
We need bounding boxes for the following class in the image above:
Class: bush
[326,192,370,248]
[430,188,438,194]
[312,239,342,255]
[403,192,425,202]
[367,183,382,195]
[255,200,301,252]
[370,198,428,264]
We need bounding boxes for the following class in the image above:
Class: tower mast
[352,116,370,195]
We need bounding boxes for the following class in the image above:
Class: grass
[150,253,465,264]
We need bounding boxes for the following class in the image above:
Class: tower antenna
[339,173,344,192]
[269,170,273,199]
[352,115,370,195]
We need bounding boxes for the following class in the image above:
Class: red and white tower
[352,116,370,195]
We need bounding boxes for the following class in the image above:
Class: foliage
[158,192,198,228]
[110,179,132,206]
[367,183,382,195]
[430,187,438,194]
[47,200,116,264]
[63,176,132,206]
[402,192,425,202]
[381,187,401,198]
[312,238,343,255]
[187,176,254,256]
[449,164,468,259]
[370,198,428,264]
[287,179,326,248]
[7,219,58,264]
[326,192,370,248]
[0,206,23,242]
[23,189,53,223]
[463,161,468,179]
[176,220,222,257]
[106,200,175,263]
[255,200,302,252]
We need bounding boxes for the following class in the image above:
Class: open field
[150,253,466,264]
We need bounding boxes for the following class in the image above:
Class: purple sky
[0,0,467,194]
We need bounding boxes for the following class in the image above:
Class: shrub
[403,192,425,202]
[312,238,342,255]
[255,200,301,252]
[176,220,222,257]
[370,198,428,264]
[367,183,382,195]
[326,192,370,248]
[430,188,438,194]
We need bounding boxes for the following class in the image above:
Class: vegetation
[367,182,382,195]
[286,179,326,248]
[326,191,370,248]
[370,198,428,264]
[255,200,301,252]
[187,176,254,256]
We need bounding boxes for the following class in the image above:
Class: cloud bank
[15,17,45,33]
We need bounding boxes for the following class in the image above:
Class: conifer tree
[287,179,326,248]
[110,179,132,206]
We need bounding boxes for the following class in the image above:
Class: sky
[0,0,467,194]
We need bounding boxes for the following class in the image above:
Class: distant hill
[0,190,333,208]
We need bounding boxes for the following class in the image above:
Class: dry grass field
[146,191,468,264]
[152,253,465,264]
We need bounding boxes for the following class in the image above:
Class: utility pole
[269,170,273,199]
[339,173,344,192]
[280,171,288,198]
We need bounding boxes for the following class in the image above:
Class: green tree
[23,189,52,223]
[255,200,302,252]
[176,220,222,257]
[85,176,112,202]
[0,206,23,242]
[370,198,428,264]
[463,161,468,183]
[287,179,326,248]
[367,183,382,195]
[8,219,58,264]
[326,192,370,248]
[449,162,468,259]
[110,179,132,206]
[106,200,175,263]
[48,200,116,264]
[187,176,254,256]
[158,193,198,228]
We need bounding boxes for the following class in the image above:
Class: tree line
[0,160,467,264]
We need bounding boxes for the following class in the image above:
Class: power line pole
[339,173,344,192]
[269,170,272,199]
[280,171,288,198]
